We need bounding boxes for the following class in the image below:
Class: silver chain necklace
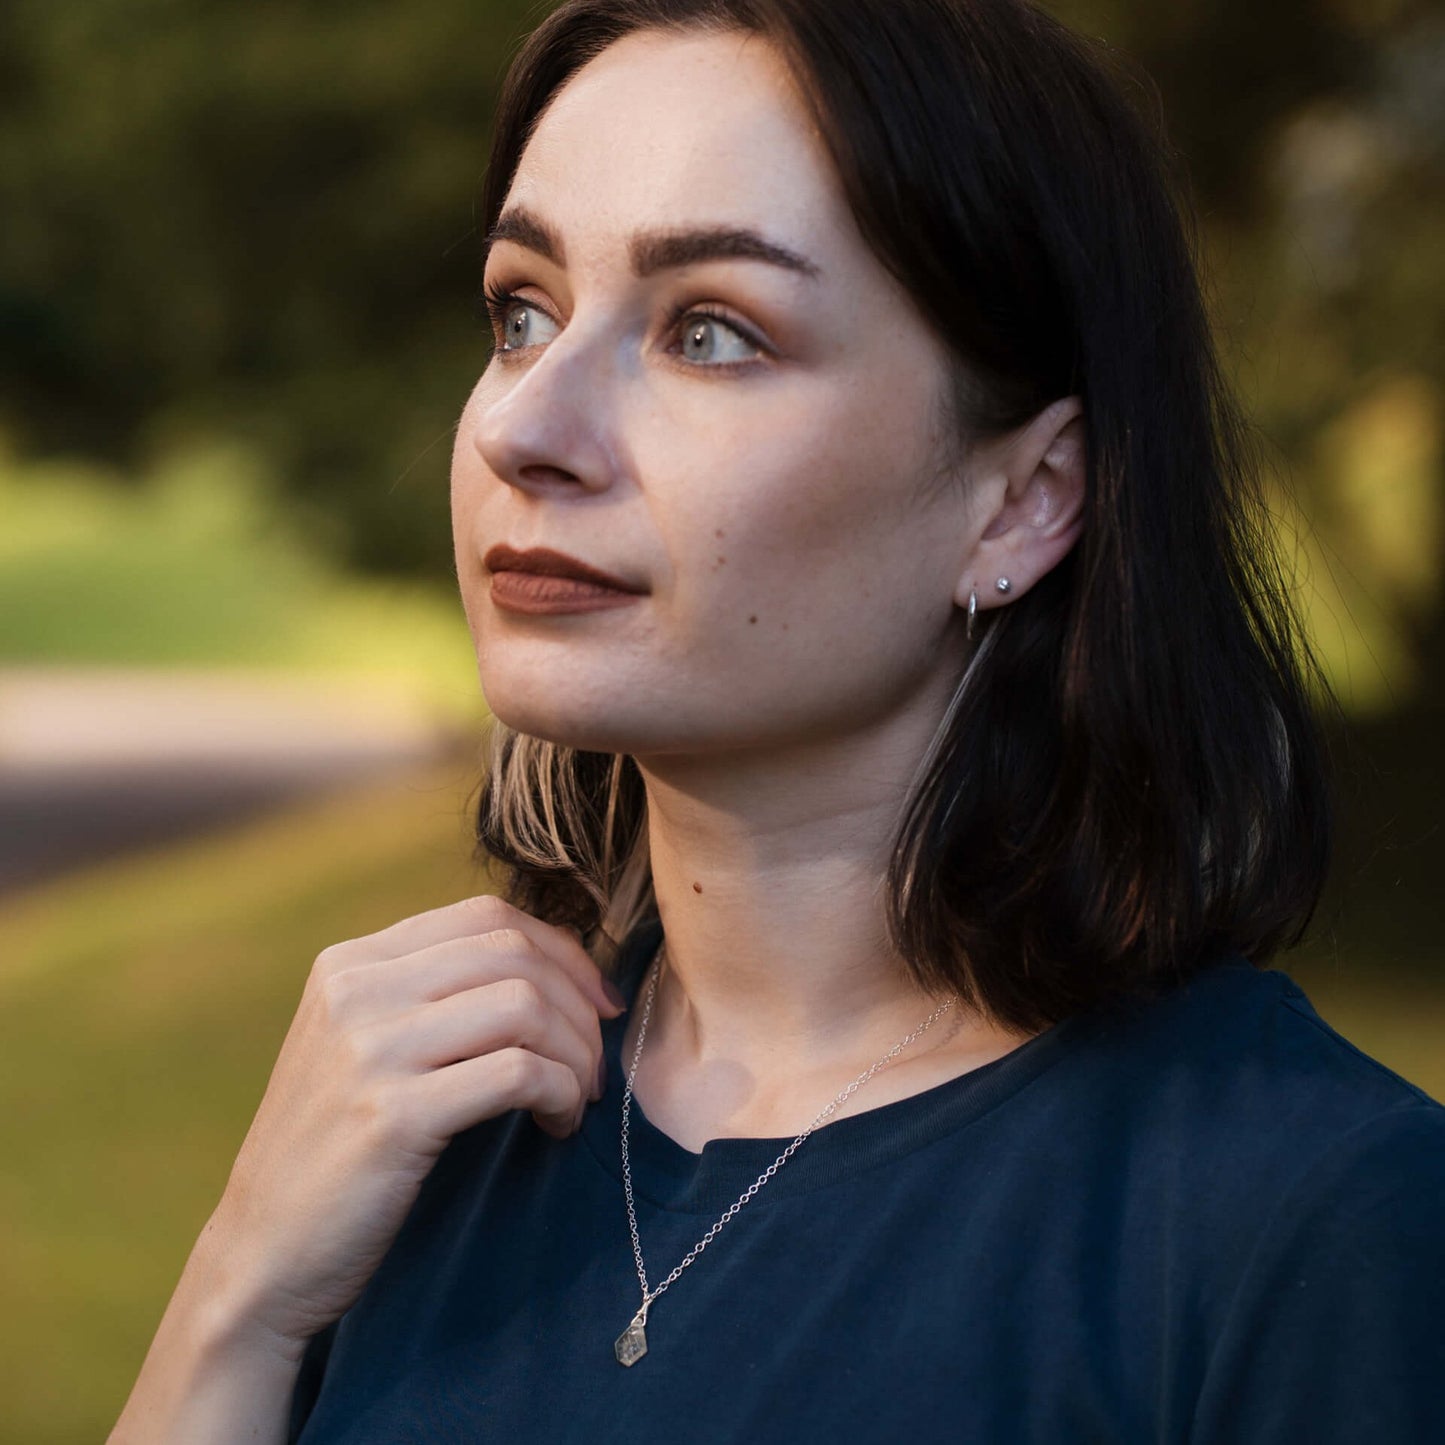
[614,942,960,1366]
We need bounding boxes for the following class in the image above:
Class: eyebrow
[484,204,822,281]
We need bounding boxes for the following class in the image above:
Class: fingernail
[602,977,628,1011]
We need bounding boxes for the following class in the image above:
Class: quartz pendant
[614,1311,649,1366]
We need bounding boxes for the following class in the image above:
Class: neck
[629,719,968,1080]
[615,687,1038,1150]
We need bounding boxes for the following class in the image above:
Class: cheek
[449,378,484,515]
[450,380,496,636]
[661,376,950,636]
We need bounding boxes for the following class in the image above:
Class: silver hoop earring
[967,586,978,641]
[995,577,1012,594]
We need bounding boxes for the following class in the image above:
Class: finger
[470,907,626,1022]
[345,894,624,1019]
[336,932,605,1064]
[413,1047,586,1143]
[375,977,600,1104]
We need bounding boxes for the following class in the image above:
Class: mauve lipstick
[484,544,647,616]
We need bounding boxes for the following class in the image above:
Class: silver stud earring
[996,577,1012,594]
[967,586,978,641]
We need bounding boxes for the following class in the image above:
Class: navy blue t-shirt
[289,917,1445,1442]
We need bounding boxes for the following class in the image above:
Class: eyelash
[478,282,766,368]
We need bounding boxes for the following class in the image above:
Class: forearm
[109,1219,306,1445]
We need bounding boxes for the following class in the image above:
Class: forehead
[504,28,850,269]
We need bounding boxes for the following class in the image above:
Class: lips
[483,544,646,594]
[483,543,647,616]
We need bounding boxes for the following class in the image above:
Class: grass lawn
[0,761,1439,1443]
[0,754,494,1445]
[0,443,482,728]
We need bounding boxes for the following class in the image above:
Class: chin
[481,683,642,755]
[484,688,733,758]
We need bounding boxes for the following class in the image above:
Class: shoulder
[1068,964,1445,1438]
[1164,980,1445,1440]
[1087,955,1440,1122]
[1062,956,1445,1217]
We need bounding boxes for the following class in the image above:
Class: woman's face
[452,27,981,757]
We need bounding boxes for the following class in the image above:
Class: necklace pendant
[614,1307,649,1366]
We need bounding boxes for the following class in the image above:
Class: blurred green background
[1,0,1442,1439]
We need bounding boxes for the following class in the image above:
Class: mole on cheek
[748,614,758,624]
[692,881,703,893]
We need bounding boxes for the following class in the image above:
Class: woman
[112,1,1445,1440]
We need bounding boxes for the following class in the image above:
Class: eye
[667,306,766,368]
[481,283,560,351]
[479,282,768,368]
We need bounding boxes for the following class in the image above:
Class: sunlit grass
[0,755,494,1445]
[0,439,482,727]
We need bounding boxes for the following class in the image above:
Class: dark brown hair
[469,0,1333,1032]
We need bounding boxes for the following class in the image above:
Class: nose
[470,323,622,499]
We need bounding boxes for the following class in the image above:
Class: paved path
[0,666,476,895]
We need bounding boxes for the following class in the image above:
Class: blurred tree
[0,0,541,574]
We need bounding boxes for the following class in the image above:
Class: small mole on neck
[692,881,703,893]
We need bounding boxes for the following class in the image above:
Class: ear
[951,396,1086,614]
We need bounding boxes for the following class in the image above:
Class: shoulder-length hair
[467,0,1332,1033]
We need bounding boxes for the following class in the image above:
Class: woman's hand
[201,892,627,1354]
